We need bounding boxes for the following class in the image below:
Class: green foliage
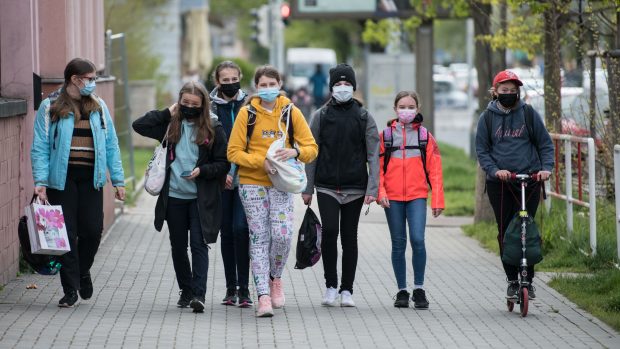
[104,1,165,82]
[478,16,543,59]
[204,57,257,91]
[210,0,267,18]
[549,269,620,331]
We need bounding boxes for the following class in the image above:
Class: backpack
[381,125,431,189]
[244,103,295,150]
[484,103,537,148]
[294,207,322,269]
[17,198,62,275]
[501,213,543,266]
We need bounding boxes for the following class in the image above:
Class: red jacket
[378,120,445,209]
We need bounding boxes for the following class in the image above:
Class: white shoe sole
[322,300,338,307]
[340,302,355,307]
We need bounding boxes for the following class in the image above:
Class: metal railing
[546,133,597,255]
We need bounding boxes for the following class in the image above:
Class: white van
[285,47,337,92]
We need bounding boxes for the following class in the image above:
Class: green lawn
[436,142,476,216]
[122,147,155,205]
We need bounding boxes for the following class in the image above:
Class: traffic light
[250,5,270,48]
[281,2,291,26]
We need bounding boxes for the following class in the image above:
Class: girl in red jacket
[378,91,445,309]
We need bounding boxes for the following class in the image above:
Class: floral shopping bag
[24,198,70,255]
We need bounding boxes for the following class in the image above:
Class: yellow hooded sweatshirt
[227,95,318,187]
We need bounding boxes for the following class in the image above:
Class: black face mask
[179,105,202,119]
[497,93,519,108]
[220,82,241,98]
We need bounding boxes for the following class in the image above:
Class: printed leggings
[239,185,294,296]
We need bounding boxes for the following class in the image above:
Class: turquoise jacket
[31,96,125,190]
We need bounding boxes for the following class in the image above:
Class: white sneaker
[340,290,355,307]
[321,287,338,306]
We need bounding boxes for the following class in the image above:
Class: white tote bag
[24,198,70,256]
[265,105,307,193]
[144,125,170,196]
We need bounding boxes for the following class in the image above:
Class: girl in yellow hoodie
[227,65,318,317]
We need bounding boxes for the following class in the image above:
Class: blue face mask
[257,87,280,102]
[80,80,96,96]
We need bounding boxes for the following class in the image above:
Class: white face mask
[332,84,353,103]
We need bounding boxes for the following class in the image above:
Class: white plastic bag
[144,125,170,196]
[265,106,307,193]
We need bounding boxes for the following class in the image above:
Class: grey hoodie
[475,99,554,180]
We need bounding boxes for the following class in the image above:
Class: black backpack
[380,125,431,189]
[294,207,322,269]
[18,199,62,275]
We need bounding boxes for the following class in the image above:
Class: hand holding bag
[24,197,70,256]
[265,105,307,193]
[144,125,170,196]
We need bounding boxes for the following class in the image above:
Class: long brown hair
[167,81,214,147]
[49,58,100,122]
[388,90,421,126]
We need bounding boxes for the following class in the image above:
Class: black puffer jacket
[132,108,230,244]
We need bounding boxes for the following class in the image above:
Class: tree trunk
[471,1,495,223]
[543,2,563,132]
[491,0,507,74]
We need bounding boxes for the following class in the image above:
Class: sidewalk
[0,192,618,348]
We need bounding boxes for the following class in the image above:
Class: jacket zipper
[402,124,406,198]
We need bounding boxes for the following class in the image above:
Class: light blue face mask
[257,87,280,102]
[80,80,96,96]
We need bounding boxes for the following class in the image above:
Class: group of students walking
[31,57,553,317]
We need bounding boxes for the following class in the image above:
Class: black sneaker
[527,283,536,299]
[394,290,410,308]
[412,289,429,309]
[58,290,78,308]
[237,287,254,308]
[506,280,519,299]
[221,288,238,306]
[190,297,205,313]
[177,289,192,308]
[79,274,93,300]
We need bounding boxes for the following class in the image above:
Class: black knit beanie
[329,63,356,91]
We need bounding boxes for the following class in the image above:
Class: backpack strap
[245,105,257,152]
[484,109,492,146]
[523,104,537,149]
[380,127,394,173]
[281,103,295,148]
[417,126,432,190]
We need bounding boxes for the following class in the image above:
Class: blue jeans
[166,197,209,298]
[220,188,250,289]
[384,199,427,289]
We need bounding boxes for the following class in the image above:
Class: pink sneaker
[270,278,285,309]
[256,295,274,317]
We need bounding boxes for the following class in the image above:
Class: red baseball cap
[493,70,523,86]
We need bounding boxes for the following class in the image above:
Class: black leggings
[317,192,364,294]
[47,167,103,293]
[486,180,541,282]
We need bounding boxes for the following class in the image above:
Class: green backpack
[501,213,543,266]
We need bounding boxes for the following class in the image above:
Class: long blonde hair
[167,81,214,147]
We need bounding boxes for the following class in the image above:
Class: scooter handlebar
[510,172,541,181]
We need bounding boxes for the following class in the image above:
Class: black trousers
[166,197,209,298]
[47,167,103,293]
[220,188,250,290]
[486,180,541,282]
[317,192,364,294]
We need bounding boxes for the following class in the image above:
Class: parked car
[434,74,469,109]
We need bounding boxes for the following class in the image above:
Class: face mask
[79,80,96,96]
[497,93,518,108]
[332,84,353,103]
[220,82,241,98]
[179,104,202,119]
[397,108,417,124]
[258,87,280,102]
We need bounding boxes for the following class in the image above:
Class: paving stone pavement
[0,193,619,349]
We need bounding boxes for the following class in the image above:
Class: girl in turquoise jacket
[31,58,125,308]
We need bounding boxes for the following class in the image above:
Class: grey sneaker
[506,281,519,299]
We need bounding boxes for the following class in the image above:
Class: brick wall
[0,117,23,284]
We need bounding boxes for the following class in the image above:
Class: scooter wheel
[507,299,514,312]
[520,287,529,317]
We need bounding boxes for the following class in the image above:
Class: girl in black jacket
[132,81,229,313]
